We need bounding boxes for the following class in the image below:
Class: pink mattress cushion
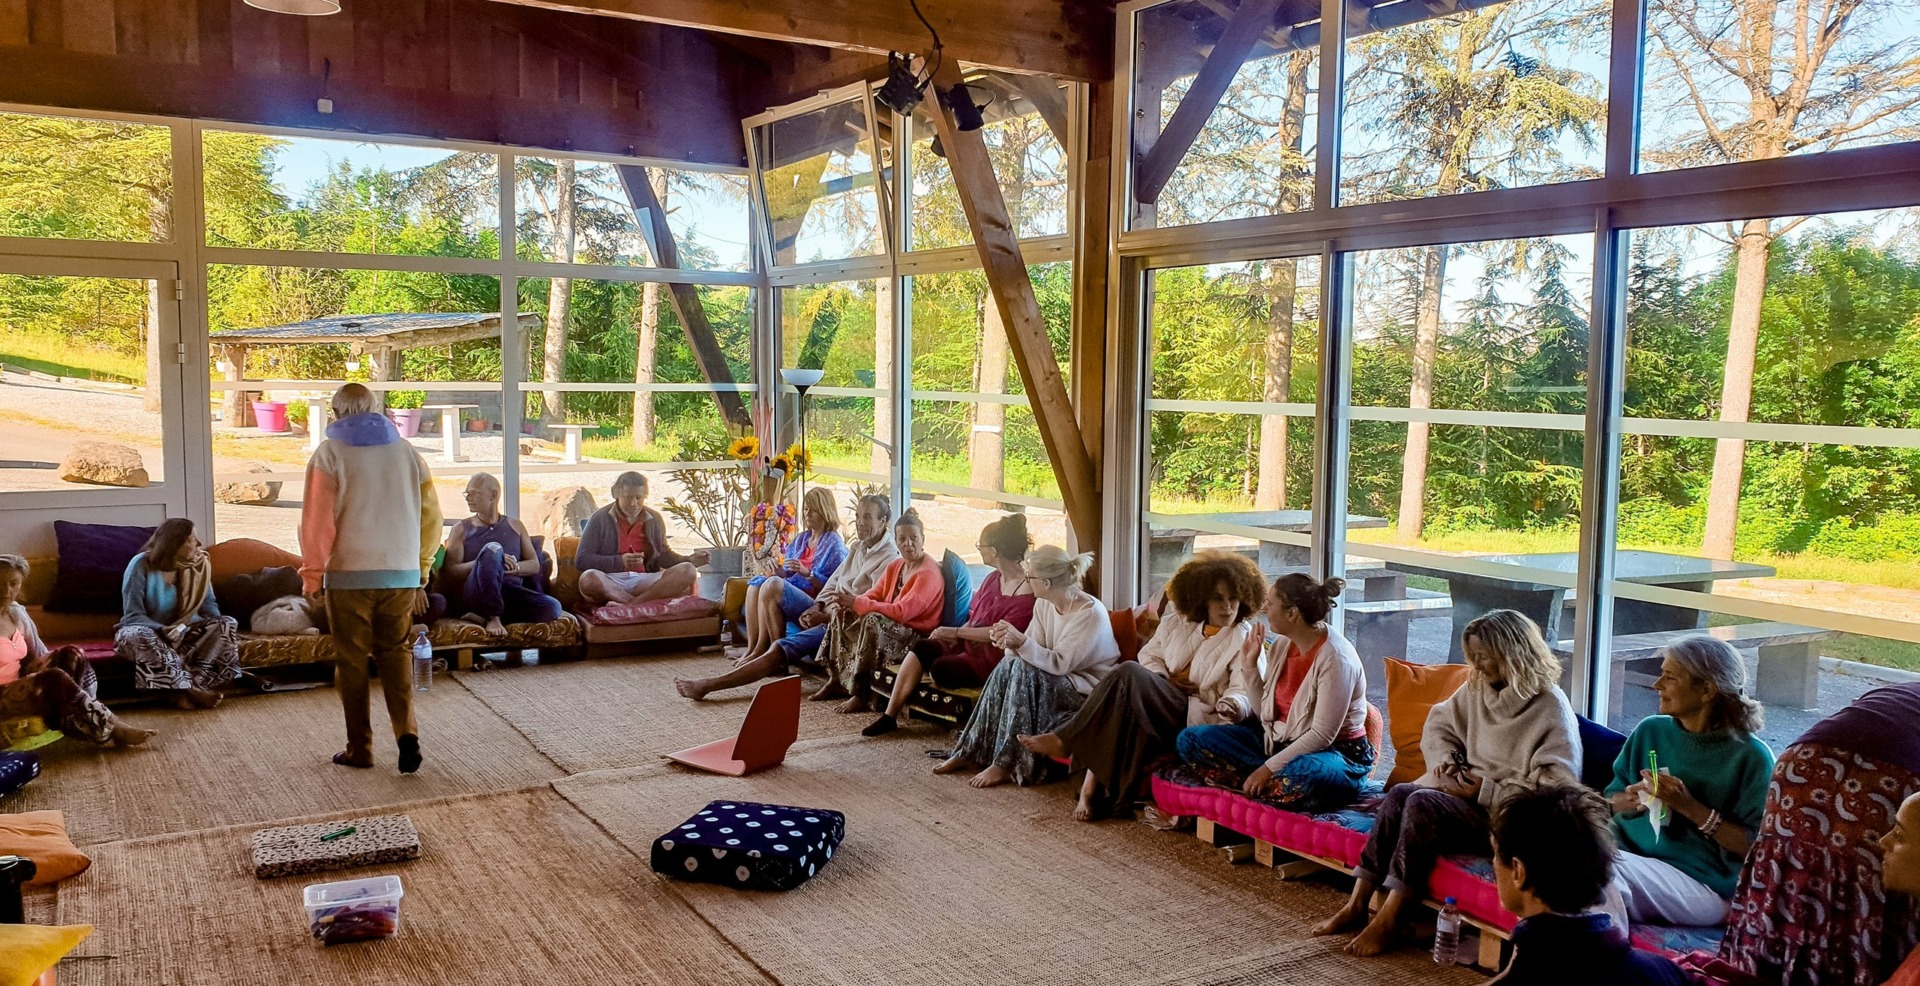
[582,593,718,627]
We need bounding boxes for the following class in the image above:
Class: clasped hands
[1432,758,1485,801]
[987,620,1027,651]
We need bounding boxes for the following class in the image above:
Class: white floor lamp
[780,368,824,505]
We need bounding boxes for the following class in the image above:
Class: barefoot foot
[833,695,871,715]
[969,764,1011,788]
[1312,902,1369,938]
[932,755,971,775]
[484,616,507,636]
[1343,919,1399,958]
[808,683,847,702]
[1016,732,1066,759]
[1073,797,1094,822]
[674,678,712,701]
[109,722,155,747]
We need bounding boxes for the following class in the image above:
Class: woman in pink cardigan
[813,509,945,715]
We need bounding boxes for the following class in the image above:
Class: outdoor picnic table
[1387,550,1776,663]
[421,404,477,463]
[1149,510,1388,571]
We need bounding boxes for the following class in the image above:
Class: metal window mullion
[1314,246,1353,626]
[1113,257,1150,605]
[175,119,212,533]
[499,152,522,519]
[1314,0,1346,213]
[1573,210,1629,722]
[1606,0,1648,179]
[891,271,911,504]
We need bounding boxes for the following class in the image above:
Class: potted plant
[386,390,425,437]
[658,433,797,578]
[251,394,290,434]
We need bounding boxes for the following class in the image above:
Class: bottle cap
[1443,896,1456,905]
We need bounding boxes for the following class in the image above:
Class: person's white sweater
[821,531,898,598]
[1222,625,1369,773]
[1013,592,1120,695]
[1416,676,1583,808]
[1138,614,1261,727]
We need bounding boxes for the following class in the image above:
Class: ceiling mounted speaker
[243,0,341,14]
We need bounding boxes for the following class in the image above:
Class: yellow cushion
[1384,658,1472,787]
[0,810,90,885]
[721,577,751,623]
[0,924,91,986]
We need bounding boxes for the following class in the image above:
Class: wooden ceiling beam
[478,0,1114,81]
[1133,0,1286,202]
[922,56,1102,550]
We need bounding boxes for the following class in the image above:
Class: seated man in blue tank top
[437,473,564,636]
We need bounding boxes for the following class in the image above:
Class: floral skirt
[819,611,921,695]
[949,657,1084,786]
[1718,743,1920,986]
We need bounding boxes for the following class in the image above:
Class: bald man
[439,473,563,636]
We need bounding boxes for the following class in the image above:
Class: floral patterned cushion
[236,615,584,668]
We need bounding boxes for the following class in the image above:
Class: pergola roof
[210,312,543,351]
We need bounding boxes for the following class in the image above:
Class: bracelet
[1700,809,1723,838]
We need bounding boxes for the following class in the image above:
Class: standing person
[811,509,945,714]
[935,545,1120,789]
[1719,682,1920,986]
[438,473,564,636]
[575,471,708,606]
[730,487,846,666]
[862,513,1037,738]
[0,554,152,747]
[1313,609,1581,957]
[1487,785,1691,986]
[1016,550,1266,819]
[115,518,238,710]
[1170,571,1374,815]
[1881,792,1920,986]
[1606,636,1775,929]
[300,383,442,773]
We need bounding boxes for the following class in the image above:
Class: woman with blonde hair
[936,545,1119,789]
[1315,609,1581,957]
[730,486,847,668]
[1018,550,1266,819]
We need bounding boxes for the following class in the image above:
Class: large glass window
[907,264,1074,560]
[516,159,752,272]
[754,99,888,265]
[202,131,501,259]
[1144,255,1321,591]
[0,112,173,242]
[1338,0,1609,206]
[780,279,891,505]
[1610,206,1920,744]
[907,72,1070,251]
[1129,0,1320,230]
[1638,1,1920,173]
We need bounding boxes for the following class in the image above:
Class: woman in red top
[861,513,1036,737]
[814,509,946,715]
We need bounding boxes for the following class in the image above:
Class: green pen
[319,826,357,842]
[1649,749,1659,796]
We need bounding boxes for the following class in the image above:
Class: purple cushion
[48,521,155,614]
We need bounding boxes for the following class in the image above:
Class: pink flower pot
[389,408,424,437]
[251,400,289,433]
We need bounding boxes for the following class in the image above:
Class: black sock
[861,714,898,738]
[398,734,422,774]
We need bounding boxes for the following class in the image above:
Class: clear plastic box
[303,874,404,945]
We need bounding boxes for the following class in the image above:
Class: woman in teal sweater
[1606,635,1775,928]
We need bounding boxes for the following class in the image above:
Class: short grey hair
[331,382,375,418]
[1661,635,1765,736]
[0,554,28,580]
[611,471,648,495]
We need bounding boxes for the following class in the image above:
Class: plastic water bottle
[1432,897,1461,965]
[412,630,433,692]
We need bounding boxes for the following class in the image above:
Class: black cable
[907,0,943,86]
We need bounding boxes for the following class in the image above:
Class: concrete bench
[1346,592,1453,663]
[1554,621,1838,711]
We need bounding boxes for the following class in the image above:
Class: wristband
[1700,809,1723,838]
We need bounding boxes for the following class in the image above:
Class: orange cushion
[1110,608,1139,663]
[1384,658,1472,787]
[0,810,90,885]
[208,538,300,582]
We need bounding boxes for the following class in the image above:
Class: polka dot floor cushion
[651,800,844,891]
[0,751,39,798]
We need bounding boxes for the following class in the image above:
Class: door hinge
[172,279,185,301]
[175,343,188,365]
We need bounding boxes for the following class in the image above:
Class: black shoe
[861,714,899,738]
[398,734,422,774]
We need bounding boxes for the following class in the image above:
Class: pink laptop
[665,675,801,776]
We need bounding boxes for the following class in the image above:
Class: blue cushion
[0,751,41,798]
[652,800,845,891]
[939,550,972,629]
[1577,715,1628,791]
[49,520,157,613]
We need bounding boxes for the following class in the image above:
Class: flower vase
[707,545,747,577]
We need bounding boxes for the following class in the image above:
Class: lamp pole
[780,368,825,508]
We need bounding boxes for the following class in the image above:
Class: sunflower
[727,436,759,461]
[784,443,811,471]
[768,454,793,475]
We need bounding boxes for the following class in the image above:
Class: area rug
[47,788,776,986]
[11,683,565,846]
[554,733,1476,986]
[455,654,858,774]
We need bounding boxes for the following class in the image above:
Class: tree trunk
[1255,260,1298,510]
[1397,245,1447,541]
[969,293,1011,504]
[1702,218,1774,559]
[872,277,895,476]
[542,159,577,422]
[631,169,668,448]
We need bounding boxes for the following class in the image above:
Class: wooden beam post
[1132,0,1287,203]
[367,346,394,413]
[616,164,752,429]
[922,57,1100,548]
[220,344,252,428]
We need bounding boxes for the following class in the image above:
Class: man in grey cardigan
[575,471,707,606]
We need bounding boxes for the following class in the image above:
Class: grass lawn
[0,330,144,384]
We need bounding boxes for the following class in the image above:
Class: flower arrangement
[657,433,809,563]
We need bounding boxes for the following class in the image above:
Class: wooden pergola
[211,312,541,426]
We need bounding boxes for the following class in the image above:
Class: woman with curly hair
[1168,571,1374,816]
[1019,550,1266,820]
